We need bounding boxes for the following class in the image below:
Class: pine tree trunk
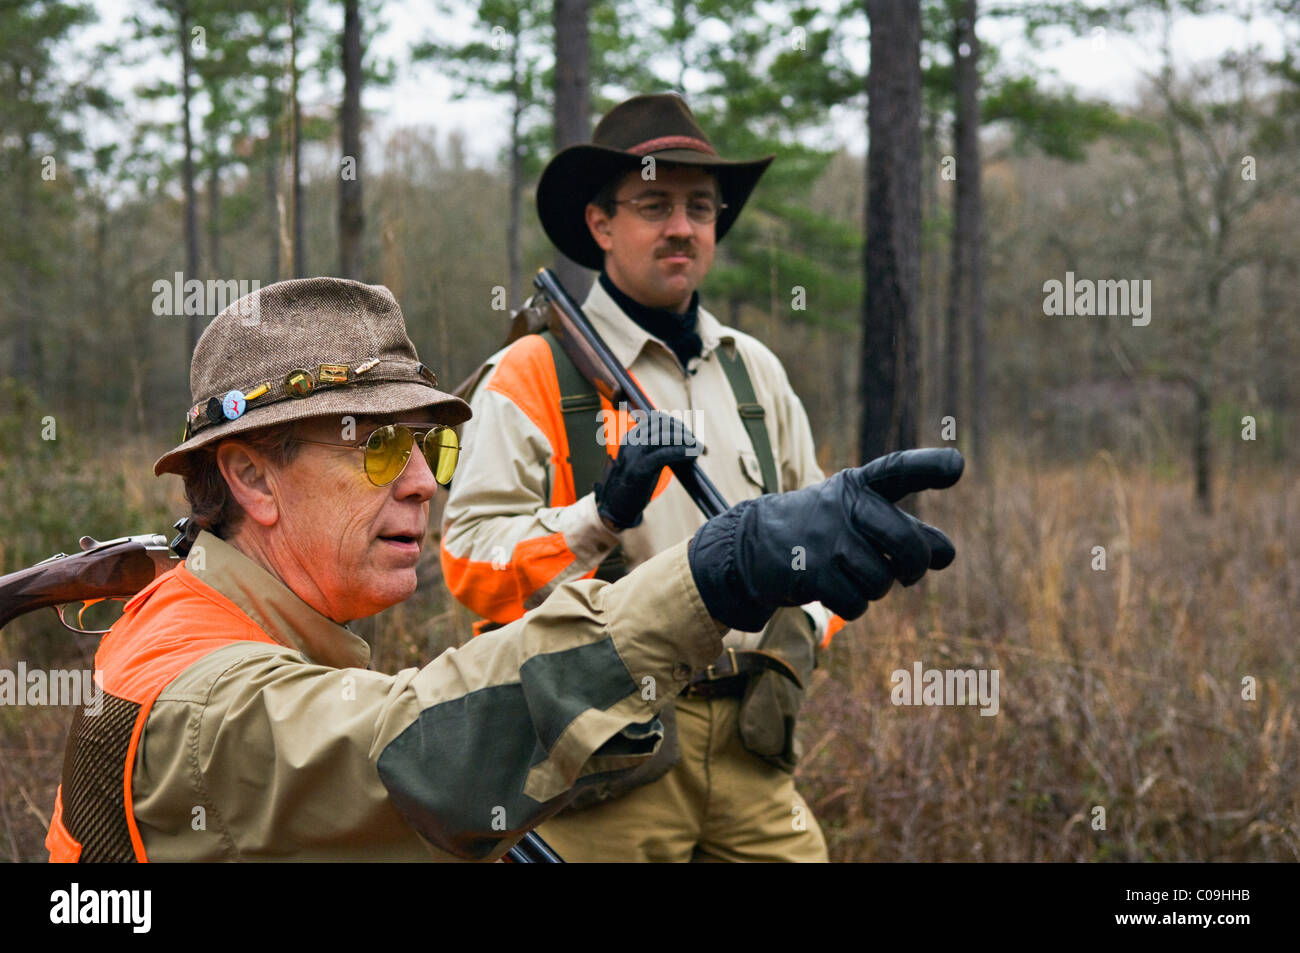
[207,155,222,277]
[860,0,921,463]
[954,0,987,467]
[339,0,364,280]
[13,130,35,384]
[179,0,201,354]
[1193,381,1211,512]
[508,37,523,309]
[922,106,941,434]
[289,0,305,278]
[1195,277,1221,513]
[552,0,592,298]
[266,146,280,280]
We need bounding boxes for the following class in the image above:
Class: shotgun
[532,267,729,520]
[0,530,183,634]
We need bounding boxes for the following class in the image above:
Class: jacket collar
[581,277,730,371]
[598,272,702,369]
[187,530,371,669]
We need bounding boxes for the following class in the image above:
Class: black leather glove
[688,448,964,631]
[594,410,700,530]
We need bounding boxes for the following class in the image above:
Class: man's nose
[663,200,695,237]
[394,442,437,502]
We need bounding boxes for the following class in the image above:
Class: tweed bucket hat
[154,277,471,477]
[536,93,774,271]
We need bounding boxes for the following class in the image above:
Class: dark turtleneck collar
[599,271,704,371]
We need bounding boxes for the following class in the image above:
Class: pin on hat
[222,390,246,420]
[155,277,471,477]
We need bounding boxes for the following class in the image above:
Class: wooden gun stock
[0,535,180,631]
[545,307,625,407]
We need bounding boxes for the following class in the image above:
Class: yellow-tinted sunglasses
[297,423,460,487]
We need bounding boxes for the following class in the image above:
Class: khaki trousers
[536,694,828,862]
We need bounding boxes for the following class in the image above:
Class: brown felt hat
[537,93,774,271]
[154,277,471,477]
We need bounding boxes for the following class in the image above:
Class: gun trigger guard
[54,599,119,636]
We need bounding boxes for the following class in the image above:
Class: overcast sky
[71,0,1291,169]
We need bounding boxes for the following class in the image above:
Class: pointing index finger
[858,448,965,503]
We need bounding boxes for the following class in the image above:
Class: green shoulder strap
[540,333,778,496]
[538,331,779,576]
[540,329,606,496]
[540,330,628,582]
[717,342,779,495]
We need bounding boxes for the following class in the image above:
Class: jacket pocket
[737,608,818,774]
[738,449,765,492]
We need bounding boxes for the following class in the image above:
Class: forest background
[0,0,1296,862]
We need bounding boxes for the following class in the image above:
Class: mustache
[655,242,696,258]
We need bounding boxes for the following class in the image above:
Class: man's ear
[216,440,279,528]
[586,203,614,252]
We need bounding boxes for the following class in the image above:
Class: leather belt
[680,647,804,699]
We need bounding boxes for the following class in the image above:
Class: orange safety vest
[46,563,278,862]
[440,334,680,631]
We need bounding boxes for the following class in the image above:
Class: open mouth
[379,534,420,546]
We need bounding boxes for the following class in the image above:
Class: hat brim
[153,380,472,477]
[537,145,774,271]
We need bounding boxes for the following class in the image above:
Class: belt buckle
[705,646,738,681]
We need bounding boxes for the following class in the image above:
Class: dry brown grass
[2,451,1294,861]
[796,456,1298,861]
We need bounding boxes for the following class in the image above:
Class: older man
[45,277,961,863]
